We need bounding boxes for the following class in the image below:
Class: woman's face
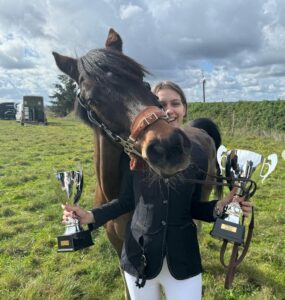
[156,88,186,128]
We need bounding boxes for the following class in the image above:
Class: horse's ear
[52,52,79,82]
[105,28,123,52]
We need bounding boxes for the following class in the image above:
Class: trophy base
[57,230,94,252]
[211,218,245,245]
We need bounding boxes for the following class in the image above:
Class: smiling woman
[152,80,188,127]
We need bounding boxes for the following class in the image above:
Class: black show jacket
[91,148,218,281]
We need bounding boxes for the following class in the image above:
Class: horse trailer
[0,102,16,120]
[16,96,47,125]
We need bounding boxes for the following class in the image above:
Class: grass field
[0,116,284,300]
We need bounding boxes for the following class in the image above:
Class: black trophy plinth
[57,230,94,252]
[211,218,245,245]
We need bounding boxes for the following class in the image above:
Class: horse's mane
[78,49,149,87]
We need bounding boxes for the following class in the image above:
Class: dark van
[0,102,16,120]
[16,96,47,125]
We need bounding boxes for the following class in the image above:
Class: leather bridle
[76,89,171,158]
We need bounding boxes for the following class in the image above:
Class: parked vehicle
[16,96,47,125]
[0,102,16,120]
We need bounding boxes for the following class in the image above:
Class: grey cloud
[0,52,35,69]
[0,1,49,38]
[1,0,285,102]
[143,0,265,60]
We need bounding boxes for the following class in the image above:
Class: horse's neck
[93,128,123,204]
[183,125,217,202]
[183,125,215,153]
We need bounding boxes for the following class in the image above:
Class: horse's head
[52,28,191,177]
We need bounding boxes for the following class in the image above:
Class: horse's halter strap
[76,89,169,158]
[129,106,169,142]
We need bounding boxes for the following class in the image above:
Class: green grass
[0,116,285,300]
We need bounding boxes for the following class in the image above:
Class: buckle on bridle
[143,112,159,126]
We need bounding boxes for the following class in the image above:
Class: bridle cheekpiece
[76,89,170,159]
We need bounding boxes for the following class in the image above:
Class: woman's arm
[62,154,134,229]
[190,183,218,222]
[191,184,252,222]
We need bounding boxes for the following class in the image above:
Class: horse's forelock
[78,49,148,86]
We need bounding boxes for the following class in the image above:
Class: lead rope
[220,197,255,288]
[135,237,147,288]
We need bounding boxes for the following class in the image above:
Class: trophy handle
[260,153,278,183]
[73,171,83,204]
[217,145,228,175]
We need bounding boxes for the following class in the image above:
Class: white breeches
[124,258,202,300]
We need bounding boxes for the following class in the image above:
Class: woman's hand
[217,187,253,217]
[232,195,253,217]
[62,204,95,225]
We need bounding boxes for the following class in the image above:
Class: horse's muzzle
[146,129,192,176]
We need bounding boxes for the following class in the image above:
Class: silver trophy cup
[56,170,93,252]
[211,146,278,244]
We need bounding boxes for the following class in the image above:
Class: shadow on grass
[207,262,284,296]
[241,264,285,295]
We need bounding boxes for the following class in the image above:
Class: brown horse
[53,28,221,298]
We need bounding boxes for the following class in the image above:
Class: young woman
[62,81,252,300]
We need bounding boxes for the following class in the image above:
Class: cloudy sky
[1,0,285,104]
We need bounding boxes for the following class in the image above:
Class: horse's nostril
[170,130,191,154]
[146,140,165,163]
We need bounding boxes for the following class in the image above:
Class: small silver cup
[55,170,93,252]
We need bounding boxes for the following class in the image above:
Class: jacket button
[161,221,166,226]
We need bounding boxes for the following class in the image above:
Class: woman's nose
[165,106,175,115]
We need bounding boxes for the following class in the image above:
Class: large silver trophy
[211,145,278,289]
[55,170,93,252]
[211,145,278,244]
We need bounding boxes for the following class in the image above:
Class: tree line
[50,75,285,133]
[49,74,77,117]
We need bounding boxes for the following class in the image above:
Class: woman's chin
[169,120,180,127]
